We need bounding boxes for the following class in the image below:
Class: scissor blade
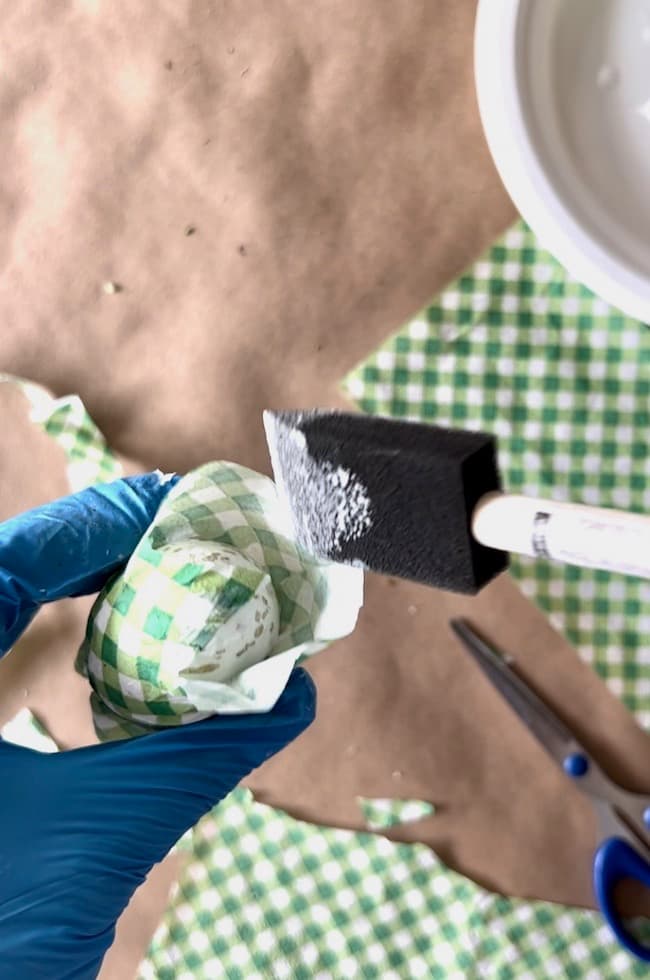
[451,619,581,767]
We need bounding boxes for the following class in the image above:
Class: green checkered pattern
[38,395,122,488]
[357,798,435,831]
[346,220,650,731]
[0,376,122,489]
[79,543,271,736]
[138,788,647,980]
[146,461,333,656]
[78,461,352,740]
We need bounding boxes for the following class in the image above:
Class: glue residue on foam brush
[312,458,373,553]
[264,411,373,560]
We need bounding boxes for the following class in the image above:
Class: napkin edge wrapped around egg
[76,461,363,741]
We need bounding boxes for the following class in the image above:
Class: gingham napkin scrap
[137,787,647,980]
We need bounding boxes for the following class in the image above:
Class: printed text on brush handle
[471,493,650,579]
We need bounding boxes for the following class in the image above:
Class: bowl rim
[474,0,650,324]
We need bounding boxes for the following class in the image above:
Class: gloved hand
[0,474,316,980]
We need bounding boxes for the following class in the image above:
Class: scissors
[451,618,650,962]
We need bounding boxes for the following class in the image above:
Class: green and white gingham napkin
[137,787,648,980]
[345,219,650,732]
[0,374,122,490]
[357,797,436,831]
[77,461,362,741]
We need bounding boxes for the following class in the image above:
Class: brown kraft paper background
[1,2,648,976]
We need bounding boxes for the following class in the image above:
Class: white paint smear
[264,411,373,558]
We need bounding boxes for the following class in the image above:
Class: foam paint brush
[263,410,650,595]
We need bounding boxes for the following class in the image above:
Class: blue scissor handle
[593,837,650,962]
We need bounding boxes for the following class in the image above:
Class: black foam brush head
[264,410,508,595]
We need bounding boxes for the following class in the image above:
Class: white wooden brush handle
[472,493,650,579]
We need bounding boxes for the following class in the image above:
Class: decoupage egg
[84,539,280,727]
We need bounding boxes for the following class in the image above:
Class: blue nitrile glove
[0,474,316,980]
[0,473,182,655]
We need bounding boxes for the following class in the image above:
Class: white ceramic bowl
[475,0,650,324]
